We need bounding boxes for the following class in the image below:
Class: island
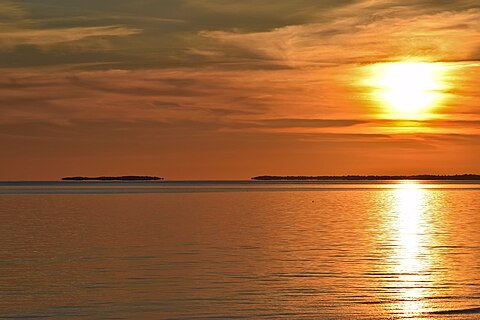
[62,176,163,181]
[252,174,480,181]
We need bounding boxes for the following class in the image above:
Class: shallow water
[1,181,480,319]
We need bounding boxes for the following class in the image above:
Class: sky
[1,0,479,180]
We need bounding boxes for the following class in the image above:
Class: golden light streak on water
[389,182,434,319]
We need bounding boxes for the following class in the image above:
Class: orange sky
[1,0,479,180]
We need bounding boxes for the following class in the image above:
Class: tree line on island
[60,174,480,181]
[251,174,480,181]
[62,176,163,181]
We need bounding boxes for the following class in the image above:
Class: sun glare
[366,62,449,119]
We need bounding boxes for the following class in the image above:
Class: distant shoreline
[251,174,480,181]
[61,176,163,181]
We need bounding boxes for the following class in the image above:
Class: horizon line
[1,173,480,183]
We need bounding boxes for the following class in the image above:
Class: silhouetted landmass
[62,176,163,181]
[252,174,480,181]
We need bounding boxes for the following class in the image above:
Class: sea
[1,180,480,319]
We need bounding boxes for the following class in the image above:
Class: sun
[366,62,448,119]
[379,63,438,112]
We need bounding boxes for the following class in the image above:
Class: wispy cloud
[2,0,478,68]
[0,0,25,20]
[0,25,141,49]
[200,4,480,67]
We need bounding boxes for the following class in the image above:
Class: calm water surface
[1,181,480,319]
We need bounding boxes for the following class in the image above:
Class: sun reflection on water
[389,182,433,318]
